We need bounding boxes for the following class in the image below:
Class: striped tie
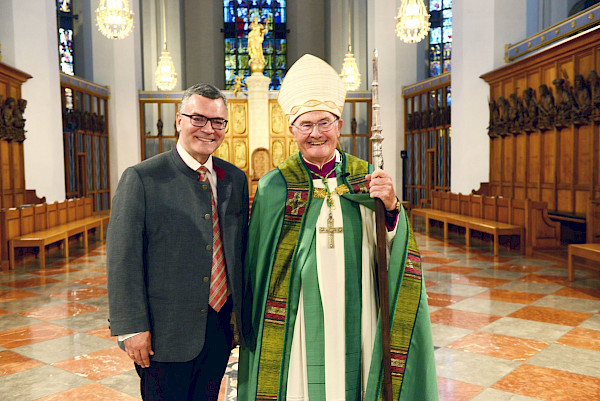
[197,167,228,312]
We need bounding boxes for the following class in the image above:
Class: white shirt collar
[176,141,215,175]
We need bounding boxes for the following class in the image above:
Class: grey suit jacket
[106,149,251,362]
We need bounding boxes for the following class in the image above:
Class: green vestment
[238,152,438,400]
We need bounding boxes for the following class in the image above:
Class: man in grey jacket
[107,83,251,401]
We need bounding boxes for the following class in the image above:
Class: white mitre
[277,54,347,124]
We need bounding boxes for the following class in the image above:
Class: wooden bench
[587,199,600,244]
[567,199,600,281]
[412,194,523,256]
[1,197,107,270]
[412,191,560,256]
[568,244,600,281]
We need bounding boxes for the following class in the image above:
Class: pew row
[568,199,600,281]
[0,197,108,270]
[411,191,560,256]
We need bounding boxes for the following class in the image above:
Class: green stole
[246,151,435,401]
[254,152,370,400]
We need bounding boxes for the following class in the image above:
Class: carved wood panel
[481,28,600,217]
[0,62,32,210]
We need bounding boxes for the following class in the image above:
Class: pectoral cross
[319,213,343,248]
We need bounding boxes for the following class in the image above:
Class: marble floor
[0,229,599,400]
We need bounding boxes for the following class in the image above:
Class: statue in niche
[572,73,591,125]
[90,113,98,132]
[552,78,574,128]
[12,98,27,142]
[1,96,16,140]
[588,70,600,121]
[421,108,429,128]
[98,115,106,134]
[247,16,268,74]
[412,111,420,130]
[0,95,4,137]
[440,104,450,125]
[157,118,163,136]
[432,105,441,127]
[487,98,499,137]
[351,117,357,134]
[72,110,82,130]
[232,75,245,97]
[63,109,74,131]
[82,112,92,131]
[537,84,555,130]
[428,107,435,127]
[508,93,524,133]
[496,96,509,135]
[522,87,538,132]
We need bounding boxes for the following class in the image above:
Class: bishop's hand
[366,169,397,211]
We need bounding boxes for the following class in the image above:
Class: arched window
[57,0,75,76]
[223,0,287,90]
[428,0,452,77]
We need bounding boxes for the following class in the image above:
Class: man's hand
[366,169,397,211]
[124,331,154,368]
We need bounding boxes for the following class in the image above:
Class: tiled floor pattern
[0,230,599,400]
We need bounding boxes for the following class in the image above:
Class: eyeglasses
[292,117,339,135]
[181,113,228,130]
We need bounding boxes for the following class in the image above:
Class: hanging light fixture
[95,0,134,40]
[155,0,177,90]
[395,0,431,43]
[340,8,361,91]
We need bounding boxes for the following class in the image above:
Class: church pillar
[245,73,271,159]
[451,0,527,194]
[87,0,144,193]
[9,0,65,202]
[366,0,417,196]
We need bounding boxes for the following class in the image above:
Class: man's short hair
[179,83,227,112]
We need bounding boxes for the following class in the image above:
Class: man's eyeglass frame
[181,113,228,130]
[292,116,339,135]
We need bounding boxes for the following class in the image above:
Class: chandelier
[395,0,431,44]
[155,0,177,90]
[339,10,361,91]
[95,0,134,40]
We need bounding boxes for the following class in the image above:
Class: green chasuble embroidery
[238,151,439,401]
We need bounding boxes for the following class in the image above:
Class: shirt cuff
[385,209,399,231]
[118,332,142,342]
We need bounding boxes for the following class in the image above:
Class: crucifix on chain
[319,212,343,248]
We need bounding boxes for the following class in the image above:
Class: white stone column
[451,0,527,194]
[367,0,418,199]
[245,72,271,179]
[89,0,144,194]
[11,0,65,202]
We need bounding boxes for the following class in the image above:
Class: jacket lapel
[214,160,232,219]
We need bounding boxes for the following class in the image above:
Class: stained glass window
[57,0,75,75]
[428,0,451,77]
[223,0,287,90]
